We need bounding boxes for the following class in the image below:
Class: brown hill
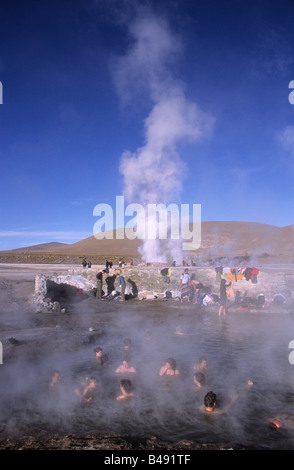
[50,221,293,259]
[0,222,293,264]
[52,228,142,257]
[11,242,68,252]
[196,221,294,260]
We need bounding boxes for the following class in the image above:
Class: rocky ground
[0,432,251,450]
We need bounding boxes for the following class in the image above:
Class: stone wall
[64,265,294,302]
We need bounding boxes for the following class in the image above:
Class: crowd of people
[44,325,294,441]
[81,261,278,315]
[94,264,229,308]
[42,262,293,443]
[178,267,286,315]
[94,269,127,302]
[179,268,232,316]
[48,340,257,419]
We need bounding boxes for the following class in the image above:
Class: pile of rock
[34,273,95,312]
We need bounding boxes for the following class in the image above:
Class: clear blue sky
[1,0,294,250]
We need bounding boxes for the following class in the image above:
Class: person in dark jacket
[96,270,105,300]
[218,278,231,317]
[105,274,116,296]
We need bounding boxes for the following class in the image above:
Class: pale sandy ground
[0,263,97,279]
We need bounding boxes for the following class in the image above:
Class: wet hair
[194,372,205,386]
[94,347,102,354]
[120,379,134,394]
[87,376,97,385]
[124,338,132,349]
[166,357,177,370]
[204,391,216,408]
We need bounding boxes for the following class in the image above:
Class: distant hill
[0,221,293,264]
[11,242,68,252]
[52,221,294,258]
[51,228,141,256]
[195,221,294,260]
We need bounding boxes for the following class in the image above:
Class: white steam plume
[113,10,215,262]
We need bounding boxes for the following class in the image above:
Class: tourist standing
[180,268,191,303]
[218,278,231,316]
[117,273,126,301]
[96,269,104,301]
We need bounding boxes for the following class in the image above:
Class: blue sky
[1,0,294,250]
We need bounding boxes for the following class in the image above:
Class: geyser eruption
[113,9,215,262]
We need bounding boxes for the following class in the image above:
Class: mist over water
[1,299,294,449]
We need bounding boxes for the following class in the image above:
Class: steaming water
[1,307,294,449]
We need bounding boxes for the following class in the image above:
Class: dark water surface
[1,303,294,449]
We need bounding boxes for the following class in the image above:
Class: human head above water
[120,379,134,394]
[86,376,97,387]
[165,357,177,370]
[123,338,132,350]
[204,391,216,408]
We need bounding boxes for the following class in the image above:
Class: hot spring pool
[1,306,294,449]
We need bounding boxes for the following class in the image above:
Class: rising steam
[112,9,215,262]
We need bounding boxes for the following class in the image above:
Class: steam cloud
[112,9,215,262]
